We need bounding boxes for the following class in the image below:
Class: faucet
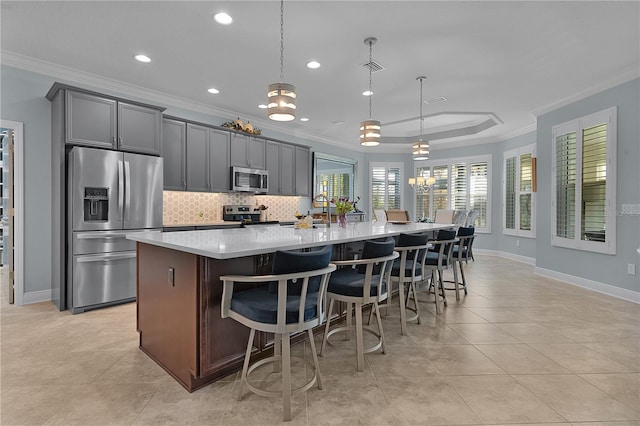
[313,194,330,227]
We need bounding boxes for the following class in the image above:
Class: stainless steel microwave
[231,166,269,193]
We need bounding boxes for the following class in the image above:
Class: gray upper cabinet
[118,102,162,155]
[66,91,116,149]
[230,133,266,169]
[186,124,210,192]
[63,89,162,155]
[161,118,186,190]
[265,141,281,195]
[281,144,296,196]
[209,128,230,192]
[295,146,311,196]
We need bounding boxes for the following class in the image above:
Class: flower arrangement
[331,197,356,215]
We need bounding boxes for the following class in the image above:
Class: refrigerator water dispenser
[83,187,109,221]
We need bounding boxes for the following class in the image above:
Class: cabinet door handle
[118,137,123,144]
[112,136,116,144]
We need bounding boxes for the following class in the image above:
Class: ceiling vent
[362,60,384,73]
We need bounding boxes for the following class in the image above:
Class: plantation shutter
[432,165,449,212]
[415,166,430,219]
[555,132,577,239]
[386,166,402,209]
[505,156,516,230]
[519,154,532,231]
[470,162,488,228]
[371,166,386,210]
[450,163,467,210]
[581,123,607,241]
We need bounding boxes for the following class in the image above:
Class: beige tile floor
[1,255,639,425]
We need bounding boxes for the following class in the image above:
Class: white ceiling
[1,1,638,152]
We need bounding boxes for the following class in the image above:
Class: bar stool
[220,245,336,422]
[320,238,398,372]
[449,226,475,297]
[385,232,430,335]
[423,229,458,314]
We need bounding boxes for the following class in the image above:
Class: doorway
[0,120,23,305]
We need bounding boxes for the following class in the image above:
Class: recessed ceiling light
[207,88,220,94]
[306,61,321,69]
[213,12,233,25]
[258,104,268,109]
[300,117,309,122]
[362,90,373,96]
[424,96,447,104]
[134,54,151,63]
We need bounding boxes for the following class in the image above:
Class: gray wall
[0,65,53,293]
[537,78,640,292]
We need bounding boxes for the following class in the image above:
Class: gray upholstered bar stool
[220,245,336,422]
[320,238,398,372]
[448,226,475,298]
[423,229,458,314]
[385,232,430,335]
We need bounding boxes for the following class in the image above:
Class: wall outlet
[516,239,520,247]
[628,264,636,275]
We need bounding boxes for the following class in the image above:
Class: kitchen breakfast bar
[127,222,452,392]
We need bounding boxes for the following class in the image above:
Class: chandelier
[408,175,436,193]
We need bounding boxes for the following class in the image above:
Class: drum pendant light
[360,37,381,146]
[412,76,429,160]
[267,0,296,121]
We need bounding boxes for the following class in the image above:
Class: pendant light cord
[368,40,373,119]
[419,77,424,141]
[280,0,284,83]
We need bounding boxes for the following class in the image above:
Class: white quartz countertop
[127,222,455,259]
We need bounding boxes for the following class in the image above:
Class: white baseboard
[474,249,536,265]
[534,266,640,304]
[22,289,52,305]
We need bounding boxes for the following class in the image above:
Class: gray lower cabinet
[162,118,186,190]
[295,146,311,196]
[186,124,210,192]
[209,129,230,192]
[63,89,162,155]
[230,133,265,169]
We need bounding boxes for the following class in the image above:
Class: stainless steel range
[222,205,279,226]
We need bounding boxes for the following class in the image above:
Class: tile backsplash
[163,191,308,224]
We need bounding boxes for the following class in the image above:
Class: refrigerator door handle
[76,230,151,240]
[76,252,136,263]
[124,161,131,221]
[118,160,124,220]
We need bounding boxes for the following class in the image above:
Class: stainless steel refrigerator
[67,146,162,313]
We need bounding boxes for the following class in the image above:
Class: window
[503,144,536,238]
[551,107,616,254]
[413,155,491,232]
[370,162,403,212]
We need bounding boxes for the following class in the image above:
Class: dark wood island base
[136,242,270,392]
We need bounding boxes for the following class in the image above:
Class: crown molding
[0,50,355,150]
[532,66,640,116]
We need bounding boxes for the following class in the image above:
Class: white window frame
[369,162,404,213]
[413,154,492,233]
[551,107,617,255]
[503,144,536,238]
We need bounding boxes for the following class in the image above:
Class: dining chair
[385,209,410,222]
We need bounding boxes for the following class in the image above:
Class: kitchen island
[127,222,453,391]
